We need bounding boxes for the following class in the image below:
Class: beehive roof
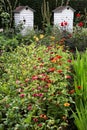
[52,6,75,12]
[14,6,35,13]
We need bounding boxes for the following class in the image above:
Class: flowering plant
[0,35,73,129]
[74,12,84,28]
[60,21,69,32]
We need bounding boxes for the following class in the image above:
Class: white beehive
[52,6,75,32]
[14,6,35,35]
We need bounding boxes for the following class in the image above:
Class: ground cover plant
[0,37,74,130]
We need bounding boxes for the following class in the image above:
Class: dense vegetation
[0,24,87,129]
[0,38,73,129]
[0,0,87,130]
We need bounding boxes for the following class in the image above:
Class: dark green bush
[0,35,19,52]
[65,28,87,52]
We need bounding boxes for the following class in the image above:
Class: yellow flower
[33,35,39,41]
[66,66,70,71]
[50,36,55,41]
[33,35,37,39]
[35,37,39,42]
[40,34,44,39]
[60,45,65,49]
[64,103,70,107]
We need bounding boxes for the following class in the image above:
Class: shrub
[0,35,19,52]
[64,27,87,52]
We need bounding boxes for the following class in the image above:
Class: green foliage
[0,39,73,129]
[0,35,19,52]
[72,50,87,105]
[20,29,36,45]
[65,28,87,51]
[0,0,19,28]
[72,100,87,130]
[1,12,10,29]
[44,24,53,35]
[72,50,87,130]
[73,28,87,51]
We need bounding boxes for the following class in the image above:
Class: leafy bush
[31,26,63,47]
[0,35,19,52]
[0,25,63,53]
[65,28,87,51]
[0,42,73,129]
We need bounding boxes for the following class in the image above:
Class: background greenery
[0,0,87,29]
